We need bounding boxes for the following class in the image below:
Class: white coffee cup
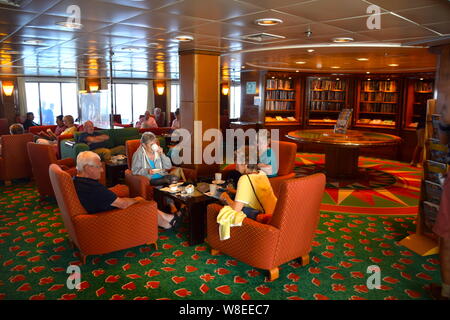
[169,184,178,192]
[215,173,222,182]
[209,184,217,194]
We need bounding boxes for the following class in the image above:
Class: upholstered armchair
[206,173,326,281]
[124,139,197,199]
[27,142,77,199]
[48,164,159,264]
[0,133,34,186]
[222,141,297,182]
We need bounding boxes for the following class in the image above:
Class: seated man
[142,111,158,129]
[23,112,39,131]
[76,120,125,161]
[73,151,181,230]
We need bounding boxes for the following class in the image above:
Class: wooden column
[179,50,220,178]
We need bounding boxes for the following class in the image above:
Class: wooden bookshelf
[264,72,301,124]
[355,78,401,129]
[306,77,350,126]
[404,78,434,130]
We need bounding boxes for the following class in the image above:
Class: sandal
[168,215,181,230]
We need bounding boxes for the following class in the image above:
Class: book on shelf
[415,81,433,92]
[266,78,293,90]
[265,100,295,111]
[422,201,439,230]
[424,180,443,205]
[362,80,397,92]
[265,90,295,100]
[311,79,346,91]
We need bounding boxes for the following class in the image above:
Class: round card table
[287,129,402,179]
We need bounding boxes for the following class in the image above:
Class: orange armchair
[27,142,78,199]
[124,139,197,199]
[48,164,159,264]
[206,173,326,281]
[0,133,34,185]
[222,141,297,182]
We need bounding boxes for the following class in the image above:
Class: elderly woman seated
[131,131,185,229]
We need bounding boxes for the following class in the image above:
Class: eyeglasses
[87,164,102,169]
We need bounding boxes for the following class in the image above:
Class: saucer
[167,188,180,193]
[212,180,225,185]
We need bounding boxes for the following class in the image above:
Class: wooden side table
[105,160,128,187]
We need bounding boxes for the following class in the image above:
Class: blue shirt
[259,148,278,177]
[148,158,163,180]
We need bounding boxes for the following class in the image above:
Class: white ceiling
[0,0,448,79]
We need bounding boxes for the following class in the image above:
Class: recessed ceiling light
[331,66,340,69]
[241,66,245,69]
[174,35,194,42]
[367,78,371,81]
[295,61,306,64]
[121,46,142,52]
[366,71,370,74]
[332,37,354,43]
[254,18,283,26]
[295,70,299,72]
[307,49,315,53]
[420,78,424,80]
[388,63,399,67]
[23,39,42,45]
[357,58,369,61]
[55,21,83,29]
[336,78,340,81]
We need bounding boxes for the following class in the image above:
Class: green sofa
[60,127,141,161]
[60,127,167,162]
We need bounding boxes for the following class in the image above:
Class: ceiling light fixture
[357,58,369,61]
[23,39,42,45]
[388,63,399,67]
[366,71,370,74]
[55,21,83,29]
[121,46,142,52]
[255,18,283,26]
[2,80,14,96]
[307,49,315,53]
[174,35,194,42]
[331,66,340,69]
[332,37,354,43]
[295,61,306,64]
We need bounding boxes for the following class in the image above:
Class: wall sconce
[88,81,99,92]
[155,82,165,95]
[2,81,14,96]
[221,84,229,96]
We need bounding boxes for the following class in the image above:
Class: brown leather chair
[27,142,77,199]
[48,164,159,264]
[0,133,34,185]
[222,140,297,182]
[124,139,197,199]
[206,173,326,281]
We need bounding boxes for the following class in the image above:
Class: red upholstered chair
[27,142,77,199]
[124,139,196,199]
[48,164,159,264]
[0,133,34,185]
[222,140,297,182]
[0,118,9,135]
[206,173,326,281]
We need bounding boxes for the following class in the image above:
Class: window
[111,82,148,125]
[170,82,180,112]
[230,82,241,119]
[24,80,79,124]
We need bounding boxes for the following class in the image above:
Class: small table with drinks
[153,172,226,246]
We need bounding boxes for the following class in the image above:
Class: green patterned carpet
[0,173,441,300]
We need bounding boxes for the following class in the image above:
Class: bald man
[76,121,125,161]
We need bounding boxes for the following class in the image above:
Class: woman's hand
[219,192,233,206]
[148,168,154,175]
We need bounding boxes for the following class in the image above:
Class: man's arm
[111,196,145,209]
[85,134,110,144]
